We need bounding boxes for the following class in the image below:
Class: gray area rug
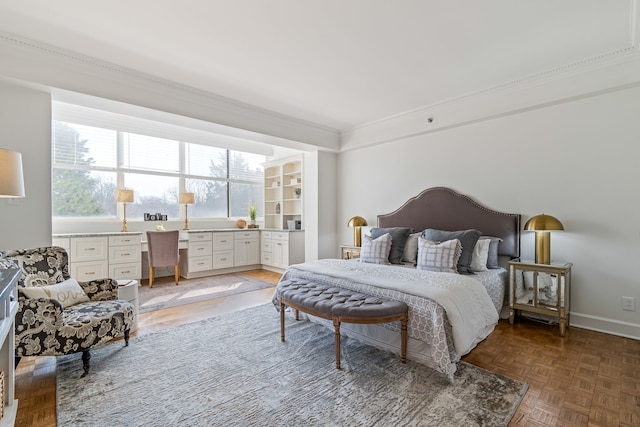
[57,304,527,427]
[137,273,275,313]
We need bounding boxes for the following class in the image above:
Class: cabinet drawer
[70,260,109,282]
[188,241,212,257]
[213,251,234,269]
[109,245,141,264]
[109,262,141,280]
[262,240,272,252]
[261,252,272,265]
[272,232,289,241]
[261,231,272,240]
[189,256,213,272]
[70,237,108,262]
[109,234,142,246]
[213,233,234,250]
[234,231,258,241]
[189,232,212,242]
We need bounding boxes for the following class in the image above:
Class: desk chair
[146,230,180,288]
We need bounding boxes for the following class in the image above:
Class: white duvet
[287,259,499,357]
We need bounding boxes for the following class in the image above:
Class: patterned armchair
[0,246,134,377]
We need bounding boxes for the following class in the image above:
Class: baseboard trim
[571,312,640,340]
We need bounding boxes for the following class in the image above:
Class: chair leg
[81,350,91,377]
[124,328,130,346]
[149,266,154,288]
[174,264,179,285]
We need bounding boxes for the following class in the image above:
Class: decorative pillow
[21,278,90,308]
[422,229,481,274]
[470,238,491,272]
[416,237,462,273]
[360,233,392,265]
[479,236,503,269]
[370,227,414,264]
[402,232,421,265]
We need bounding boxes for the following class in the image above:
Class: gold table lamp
[180,192,195,230]
[347,216,368,247]
[115,189,134,232]
[524,214,564,264]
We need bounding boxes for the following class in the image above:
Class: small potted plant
[248,204,257,225]
[294,188,302,198]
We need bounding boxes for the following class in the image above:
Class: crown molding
[0,31,340,152]
[341,46,640,151]
[342,1,640,151]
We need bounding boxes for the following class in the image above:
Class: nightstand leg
[559,317,567,337]
[509,308,515,325]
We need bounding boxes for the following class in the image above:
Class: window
[52,121,265,220]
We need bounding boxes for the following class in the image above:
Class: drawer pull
[221,258,227,261]
[122,270,131,274]
[87,272,95,275]
[85,248,95,251]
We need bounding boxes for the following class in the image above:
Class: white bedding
[276,259,506,381]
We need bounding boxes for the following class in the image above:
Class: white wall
[0,81,52,250]
[337,85,640,339]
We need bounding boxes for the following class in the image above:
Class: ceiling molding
[341,46,640,151]
[0,31,341,152]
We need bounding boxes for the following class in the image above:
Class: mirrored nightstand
[508,260,572,336]
[340,245,361,260]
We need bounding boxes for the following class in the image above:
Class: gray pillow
[371,227,414,264]
[422,228,482,274]
[480,236,503,269]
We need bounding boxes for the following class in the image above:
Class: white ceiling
[0,0,633,132]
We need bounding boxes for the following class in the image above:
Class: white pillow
[416,237,461,273]
[21,278,90,308]
[360,233,392,264]
[402,232,421,265]
[470,238,491,272]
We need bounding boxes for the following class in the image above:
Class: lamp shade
[179,192,195,204]
[347,216,368,227]
[115,189,134,203]
[524,214,564,231]
[0,149,25,197]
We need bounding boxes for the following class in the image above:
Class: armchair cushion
[20,278,90,308]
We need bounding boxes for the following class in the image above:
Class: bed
[275,187,521,381]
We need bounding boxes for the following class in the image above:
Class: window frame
[52,121,264,221]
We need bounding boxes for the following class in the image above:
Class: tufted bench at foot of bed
[276,279,408,370]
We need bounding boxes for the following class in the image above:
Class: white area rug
[57,304,527,426]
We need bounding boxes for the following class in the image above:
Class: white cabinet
[263,155,303,230]
[69,237,109,282]
[186,232,213,273]
[60,234,143,282]
[261,230,305,271]
[213,232,234,269]
[233,231,260,267]
[108,235,141,280]
[261,231,273,265]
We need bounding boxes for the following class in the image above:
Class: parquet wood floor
[14,270,640,427]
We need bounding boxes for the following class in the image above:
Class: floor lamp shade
[347,216,368,247]
[0,149,25,197]
[524,214,564,264]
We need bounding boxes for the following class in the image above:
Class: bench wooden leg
[280,301,285,342]
[333,318,341,369]
[401,314,408,364]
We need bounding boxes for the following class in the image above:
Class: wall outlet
[622,296,636,311]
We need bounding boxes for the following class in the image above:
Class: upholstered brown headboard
[377,187,520,258]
